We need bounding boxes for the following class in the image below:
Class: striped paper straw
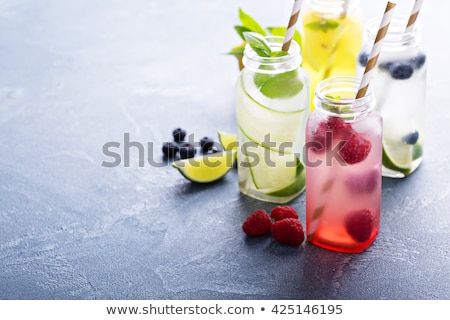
[356,1,396,99]
[405,0,424,32]
[282,0,303,52]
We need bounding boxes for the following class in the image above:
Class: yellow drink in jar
[301,0,363,111]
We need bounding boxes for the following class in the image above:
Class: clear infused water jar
[301,0,363,111]
[305,76,382,253]
[236,36,309,204]
[357,17,426,178]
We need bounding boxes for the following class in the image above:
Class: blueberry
[402,130,419,145]
[162,142,179,158]
[389,62,414,80]
[410,54,426,69]
[358,52,369,67]
[179,142,196,159]
[200,136,215,153]
[172,128,186,142]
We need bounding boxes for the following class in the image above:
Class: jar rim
[306,0,360,17]
[314,76,375,119]
[366,17,420,45]
[242,36,301,73]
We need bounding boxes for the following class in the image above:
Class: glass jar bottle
[236,36,309,204]
[301,0,363,111]
[305,76,382,253]
[357,17,426,178]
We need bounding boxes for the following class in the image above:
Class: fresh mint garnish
[323,95,354,120]
[306,19,339,32]
[243,32,288,58]
[238,8,267,37]
[243,32,272,57]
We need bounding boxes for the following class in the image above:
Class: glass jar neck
[314,76,375,120]
[242,36,301,74]
[366,17,420,49]
[307,0,359,17]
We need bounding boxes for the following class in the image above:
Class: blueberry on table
[402,130,419,145]
[162,142,179,158]
[358,52,369,66]
[200,136,215,153]
[410,54,426,69]
[172,128,186,142]
[389,62,414,80]
[179,142,196,159]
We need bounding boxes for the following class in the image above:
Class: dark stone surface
[1,0,449,300]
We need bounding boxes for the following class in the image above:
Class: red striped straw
[356,1,396,99]
[405,0,424,32]
[282,0,303,52]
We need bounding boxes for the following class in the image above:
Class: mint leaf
[270,51,288,58]
[243,32,272,57]
[239,8,267,36]
[306,19,339,32]
[234,26,252,40]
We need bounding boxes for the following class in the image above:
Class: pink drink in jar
[305,76,382,253]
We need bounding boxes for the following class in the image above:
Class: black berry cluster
[162,128,222,159]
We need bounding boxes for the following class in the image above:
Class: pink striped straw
[356,1,396,99]
[282,0,303,52]
[405,0,424,32]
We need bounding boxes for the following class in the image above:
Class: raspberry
[311,117,352,153]
[338,133,371,165]
[345,209,375,242]
[345,168,379,194]
[271,218,305,246]
[270,206,299,221]
[242,210,272,237]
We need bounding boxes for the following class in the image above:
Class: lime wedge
[217,131,238,151]
[172,150,236,183]
[382,138,413,175]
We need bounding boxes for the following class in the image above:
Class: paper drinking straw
[342,0,351,18]
[356,1,396,99]
[405,0,424,32]
[282,0,303,52]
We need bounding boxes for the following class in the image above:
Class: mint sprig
[228,8,303,57]
[243,32,288,58]
[243,32,272,57]
[238,8,267,37]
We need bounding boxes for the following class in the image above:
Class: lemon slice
[217,131,238,151]
[172,150,236,183]
[382,137,412,175]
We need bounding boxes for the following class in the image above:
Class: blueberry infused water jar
[357,17,426,178]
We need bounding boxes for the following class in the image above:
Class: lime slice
[264,160,305,197]
[172,150,236,183]
[244,142,299,190]
[382,138,413,175]
[256,70,304,99]
[217,131,238,151]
